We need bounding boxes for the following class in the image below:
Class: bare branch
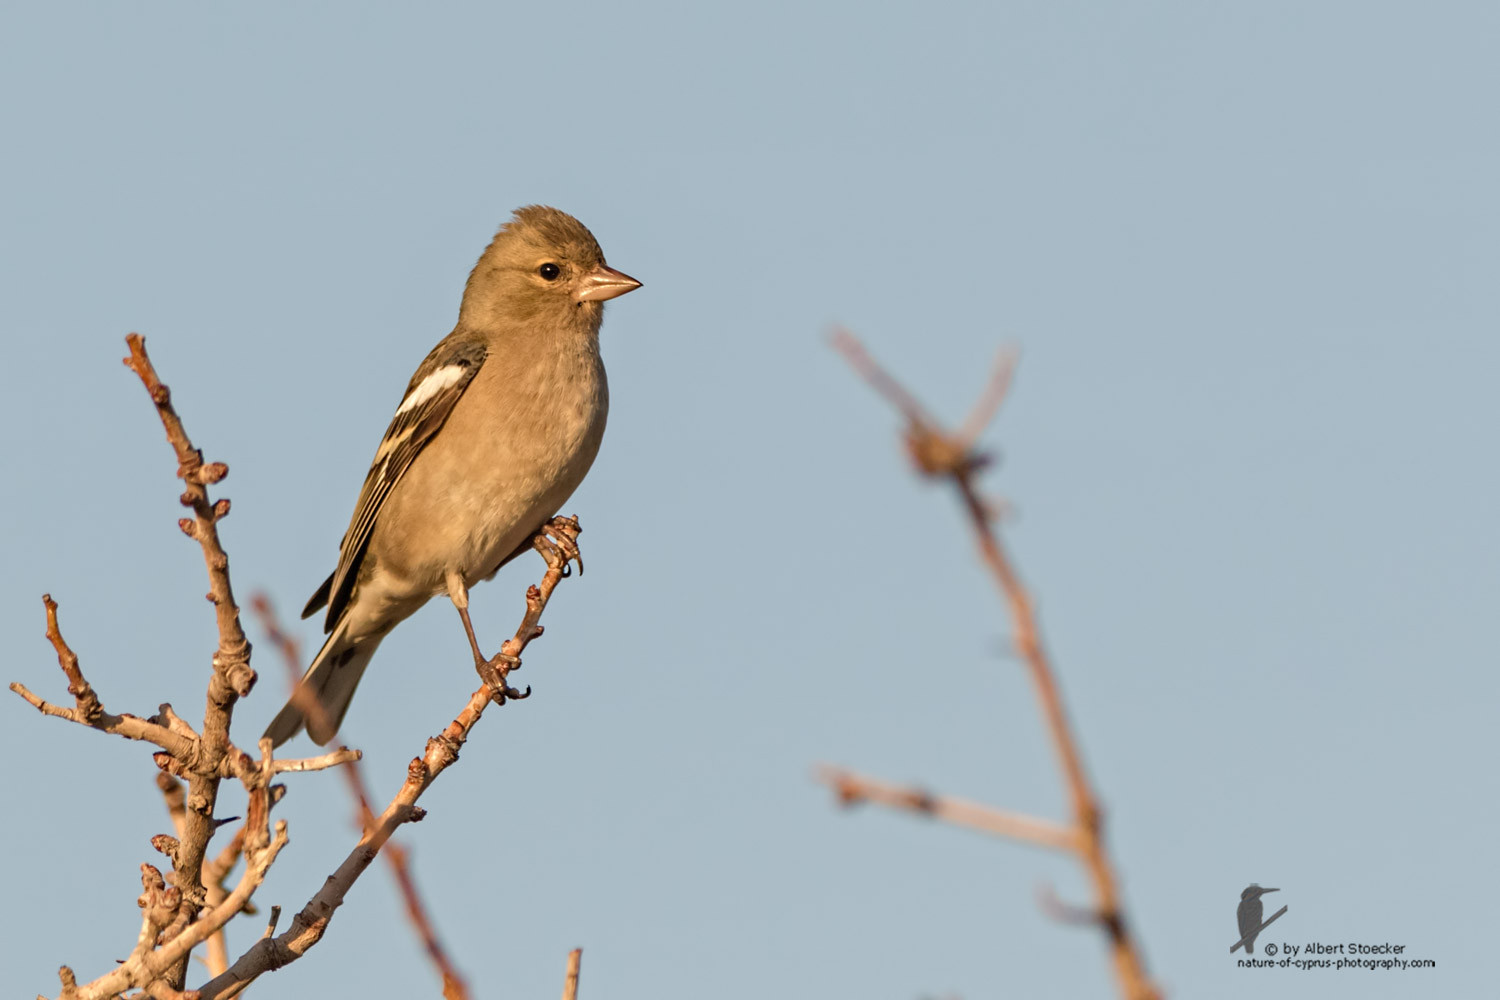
[157,773,188,840]
[561,949,582,1000]
[816,766,1079,852]
[830,327,934,428]
[268,748,362,775]
[386,841,470,1000]
[73,820,288,1000]
[122,333,254,697]
[123,333,256,911]
[833,331,1160,1000]
[9,598,197,761]
[956,346,1019,449]
[18,338,589,999]
[201,830,248,978]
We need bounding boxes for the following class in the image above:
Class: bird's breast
[370,340,608,591]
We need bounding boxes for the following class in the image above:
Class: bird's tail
[263,623,382,748]
[1246,941,1255,955]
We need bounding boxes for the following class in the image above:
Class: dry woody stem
[561,948,583,1000]
[10,334,581,1000]
[249,595,471,1000]
[825,329,1161,1000]
[817,766,1080,852]
[124,332,256,920]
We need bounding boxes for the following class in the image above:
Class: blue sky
[2,3,1495,998]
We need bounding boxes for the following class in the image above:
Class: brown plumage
[265,206,640,746]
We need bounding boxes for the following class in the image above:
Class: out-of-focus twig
[561,948,582,1000]
[250,594,469,1000]
[817,766,1079,852]
[200,830,248,978]
[827,329,1160,1000]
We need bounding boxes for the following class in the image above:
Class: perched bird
[264,206,640,747]
[1236,884,1279,953]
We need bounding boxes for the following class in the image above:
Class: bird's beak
[575,264,642,303]
[1261,888,1279,894]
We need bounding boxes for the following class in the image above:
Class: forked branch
[826,329,1160,1000]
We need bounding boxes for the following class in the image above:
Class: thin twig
[388,842,470,1000]
[75,821,289,1000]
[67,716,289,1000]
[123,333,254,928]
[832,331,1160,1000]
[816,766,1080,852]
[200,830,248,978]
[561,948,582,1000]
[250,595,468,999]
[158,773,188,840]
[268,748,363,774]
[9,598,198,760]
[250,596,376,831]
[957,346,1019,448]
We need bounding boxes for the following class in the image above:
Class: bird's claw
[484,680,530,705]
[534,515,583,577]
[476,652,526,704]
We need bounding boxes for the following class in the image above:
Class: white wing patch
[396,364,469,416]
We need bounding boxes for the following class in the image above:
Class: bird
[1236,884,1279,953]
[264,205,640,747]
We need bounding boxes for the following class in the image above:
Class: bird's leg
[535,514,584,576]
[447,569,525,705]
[445,569,489,669]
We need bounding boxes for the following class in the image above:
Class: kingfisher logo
[1229,884,1435,972]
[1230,884,1287,954]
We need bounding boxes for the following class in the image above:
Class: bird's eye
[538,263,561,281]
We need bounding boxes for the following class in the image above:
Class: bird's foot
[534,514,583,577]
[476,652,530,706]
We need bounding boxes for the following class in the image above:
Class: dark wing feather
[316,335,489,632]
[301,572,334,619]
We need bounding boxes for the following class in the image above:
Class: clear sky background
[2,3,1495,998]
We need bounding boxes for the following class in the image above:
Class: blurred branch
[249,595,470,1000]
[561,948,582,1000]
[827,329,1160,1000]
[816,766,1079,852]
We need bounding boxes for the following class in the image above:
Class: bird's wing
[308,334,489,632]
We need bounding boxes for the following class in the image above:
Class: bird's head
[1241,884,1279,901]
[460,205,641,332]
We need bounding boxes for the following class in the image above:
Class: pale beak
[575,264,642,303]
